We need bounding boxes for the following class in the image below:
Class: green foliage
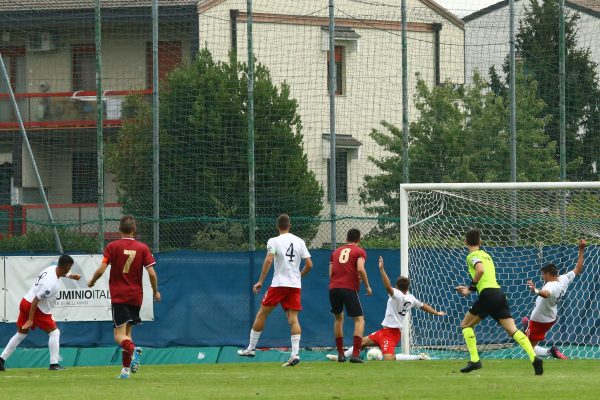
[507,0,600,180]
[360,71,557,235]
[0,228,98,253]
[107,49,323,249]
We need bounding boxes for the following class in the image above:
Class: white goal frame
[399,181,600,354]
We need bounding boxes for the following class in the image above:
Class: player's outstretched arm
[421,303,446,317]
[378,256,394,297]
[87,262,109,288]
[357,257,372,296]
[526,279,550,298]
[573,239,586,276]
[300,257,313,278]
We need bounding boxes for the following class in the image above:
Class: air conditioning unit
[28,32,55,52]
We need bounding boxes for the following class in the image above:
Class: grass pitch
[2,359,600,399]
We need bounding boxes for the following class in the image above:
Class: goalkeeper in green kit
[455,228,543,375]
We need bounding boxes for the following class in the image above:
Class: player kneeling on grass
[522,239,586,360]
[327,256,445,361]
[0,254,79,372]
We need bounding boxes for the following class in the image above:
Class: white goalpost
[400,182,600,358]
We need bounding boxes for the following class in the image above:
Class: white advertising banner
[4,255,154,323]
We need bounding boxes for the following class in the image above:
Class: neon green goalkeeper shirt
[465,249,501,292]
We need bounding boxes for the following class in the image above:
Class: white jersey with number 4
[23,265,61,314]
[381,288,423,329]
[267,233,311,288]
[530,271,576,323]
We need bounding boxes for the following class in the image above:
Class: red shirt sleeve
[103,243,112,264]
[143,246,156,268]
[359,248,367,261]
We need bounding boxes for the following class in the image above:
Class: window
[72,152,97,203]
[146,41,183,88]
[327,150,348,203]
[72,46,96,91]
[327,45,345,95]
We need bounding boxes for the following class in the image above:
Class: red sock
[122,350,132,368]
[352,336,362,358]
[120,338,136,354]
[335,337,344,356]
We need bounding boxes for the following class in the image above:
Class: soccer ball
[366,347,383,361]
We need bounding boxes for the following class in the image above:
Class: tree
[509,0,600,180]
[359,71,557,235]
[107,49,323,249]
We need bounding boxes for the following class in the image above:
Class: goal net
[400,182,600,359]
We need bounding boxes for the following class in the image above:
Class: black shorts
[111,303,142,328]
[469,288,512,322]
[329,288,363,318]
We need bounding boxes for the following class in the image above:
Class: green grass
[2,360,600,399]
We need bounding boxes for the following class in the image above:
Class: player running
[522,239,586,360]
[0,254,78,371]
[326,256,444,361]
[88,215,160,379]
[238,214,313,367]
[456,228,543,375]
[329,228,372,363]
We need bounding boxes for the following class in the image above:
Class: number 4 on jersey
[285,243,295,262]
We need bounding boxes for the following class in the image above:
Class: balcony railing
[0,89,151,130]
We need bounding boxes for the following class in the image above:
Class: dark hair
[465,229,481,246]
[277,214,291,230]
[119,215,136,234]
[346,228,361,243]
[541,263,559,276]
[396,276,410,292]
[58,254,74,268]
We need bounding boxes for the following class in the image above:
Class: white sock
[534,345,550,357]
[344,346,353,358]
[395,354,420,361]
[248,329,261,350]
[48,329,60,364]
[1,332,28,360]
[291,334,301,357]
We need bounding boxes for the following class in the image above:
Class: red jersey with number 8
[329,244,367,291]
[103,238,156,306]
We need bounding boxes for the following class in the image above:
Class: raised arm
[420,303,446,317]
[253,253,274,294]
[357,257,372,296]
[378,256,394,297]
[572,239,586,276]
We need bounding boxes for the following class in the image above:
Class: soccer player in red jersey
[329,228,372,363]
[88,215,160,379]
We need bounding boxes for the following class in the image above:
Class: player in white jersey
[522,239,586,360]
[0,255,79,371]
[238,214,313,366]
[327,256,445,361]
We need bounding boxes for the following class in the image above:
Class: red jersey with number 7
[329,244,367,291]
[103,238,156,306]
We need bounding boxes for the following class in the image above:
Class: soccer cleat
[460,360,482,373]
[118,367,130,379]
[130,347,142,373]
[0,357,5,371]
[549,346,568,360]
[326,354,338,361]
[337,354,347,363]
[49,364,66,371]
[533,356,544,375]
[349,356,364,364]
[237,348,256,357]
[418,353,431,360]
[282,356,300,367]
[521,316,530,330]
